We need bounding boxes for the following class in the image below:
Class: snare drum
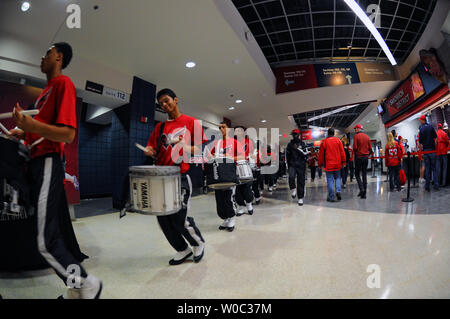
[236,160,253,184]
[204,158,238,190]
[129,165,182,216]
[0,134,32,221]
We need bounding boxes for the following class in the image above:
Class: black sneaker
[425,188,430,192]
[360,192,366,199]
[227,226,235,232]
[169,251,193,265]
[326,198,336,202]
[357,192,362,197]
[336,193,341,201]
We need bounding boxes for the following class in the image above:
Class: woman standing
[385,132,403,192]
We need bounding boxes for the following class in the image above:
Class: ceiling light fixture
[307,104,360,122]
[343,0,397,65]
[228,106,235,110]
[261,119,267,123]
[236,99,243,104]
[185,61,196,68]
[21,1,30,11]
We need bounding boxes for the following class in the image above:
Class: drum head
[208,182,236,190]
[129,165,180,176]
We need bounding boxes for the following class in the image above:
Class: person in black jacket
[286,129,309,206]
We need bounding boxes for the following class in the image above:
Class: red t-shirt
[235,137,254,160]
[146,114,207,174]
[26,75,77,159]
[353,132,373,158]
[208,137,244,159]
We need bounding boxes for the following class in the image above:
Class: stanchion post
[402,152,414,202]
[371,158,376,178]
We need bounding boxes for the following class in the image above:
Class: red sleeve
[146,122,161,149]
[318,141,325,168]
[55,79,77,128]
[339,140,346,165]
[353,136,357,155]
[384,145,388,166]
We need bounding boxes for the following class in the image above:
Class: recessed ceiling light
[236,99,242,104]
[228,106,235,110]
[185,61,196,68]
[261,119,266,123]
[21,1,30,11]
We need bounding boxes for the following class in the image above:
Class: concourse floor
[1,175,449,299]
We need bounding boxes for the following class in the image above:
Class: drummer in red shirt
[206,122,245,232]
[436,123,450,187]
[9,42,101,299]
[234,126,255,216]
[145,88,206,265]
[385,132,403,192]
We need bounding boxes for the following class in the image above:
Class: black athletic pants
[215,187,236,220]
[355,157,369,193]
[30,154,88,285]
[288,165,306,199]
[157,174,205,252]
[235,182,254,206]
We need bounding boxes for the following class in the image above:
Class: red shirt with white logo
[147,114,207,174]
[26,75,77,159]
[208,137,244,159]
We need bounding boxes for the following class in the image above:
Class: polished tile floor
[1,176,449,299]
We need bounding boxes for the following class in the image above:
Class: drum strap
[155,122,166,159]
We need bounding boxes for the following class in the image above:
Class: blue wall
[78,103,113,198]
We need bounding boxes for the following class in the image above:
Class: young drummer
[206,122,244,232]
[9,42,102,299]
[234,126,254,216]
[144,88,206,265]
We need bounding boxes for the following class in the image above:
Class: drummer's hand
[12,103,35,133]
[144,146,156,157]
[8,128,25,140]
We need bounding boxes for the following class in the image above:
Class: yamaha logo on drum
[140,182,149,209]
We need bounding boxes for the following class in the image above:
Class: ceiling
[0,0,447,145]
[232,0,437,66]
[293,101,372,130]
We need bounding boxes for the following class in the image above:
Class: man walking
[353,124,373,199]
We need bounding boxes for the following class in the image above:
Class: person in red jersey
[9,43,102,299]
[385,132,403,192]
[436,123,449,187]
[353,123,373,199]
[318,128,346,202]
[206,122,244,232]
[145,88,206,265]
[234,126,255,216]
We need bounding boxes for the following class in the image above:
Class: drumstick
[0,109,40,120]
[135,143,147,152]
[29,137,44,149]
[0,122,10,135]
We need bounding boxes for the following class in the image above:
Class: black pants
[288,165,306,199]
[310,166,317,181]
[235,182,254,206]
[349,161,354,181]
[341,166,348,185]
[264,174,275,188]
[29,154,88,285]
[157,174,204,252]
[215,187,236,220]
[252,171,262,199]
[355,157,369,193]
[388,165,401,190]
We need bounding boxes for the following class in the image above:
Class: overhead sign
[314,63,360,87]
[385,72,425,117]
[274,64,318,94]
[85,80,129,103]
[300,130,313,141]
[356,62,396,82]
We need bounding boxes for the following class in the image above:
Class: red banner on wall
[386,72,425,117]
[274,64,318,94]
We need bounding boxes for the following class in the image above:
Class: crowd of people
[3,41,449,299]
